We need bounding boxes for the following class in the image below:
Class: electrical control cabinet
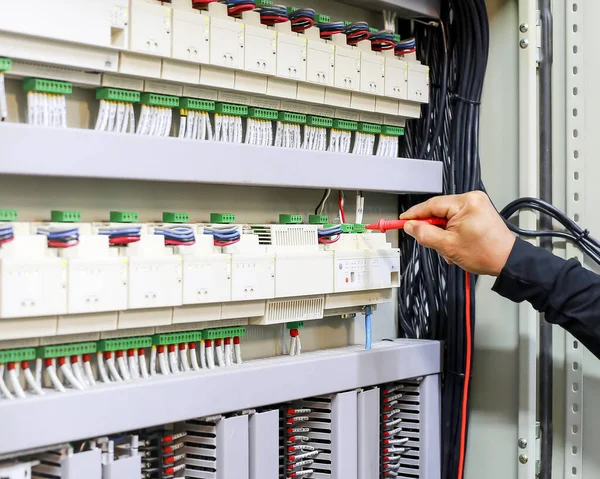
[360,52,385,96]
[307,40,335,86]
[334,45,361,92]
[408,62,430,104]
[210,17,245,70]
[129,0,172,57]
[384,57,409,99]
[276,32,307,81]
[244,25,277,76]
[171,9,210,64]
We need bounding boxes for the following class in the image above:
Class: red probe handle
[366,218,448,233]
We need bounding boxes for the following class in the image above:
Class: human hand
[400,191,516,276]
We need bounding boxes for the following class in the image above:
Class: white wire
[106,354,123,382]
[158,350,170,376]
[165,108,172,137]
[83,359,96,386]
[224,342,233,367]
[206,344,215,369]
[197,111,204,140]
[137,105,148,134]
[147,107,157,136]
[201,112,208,140]
[95,100,106,131]
[200,341,207,369]
[72,359,88,389]
[289,335,296,356]
[121,102,130,133]
[190,345,201,371]
[60,95,67,127]
[180,346,191,372]
[8,367,26,399]
[296,335,302,355]
[60,361,84,390]
[234,343,243,365]
[27,92,33,124]
[129,353,140,380]
[150,346,157,376]
[274,121,283,147]
[206,112,213,139]
[0,365,14,399]
[35,358,43,388]
[245,118,252,144]
[107,101,117,132]
[46,360,66,392]
[115,102,126,133]
[214,114,222,141]
[117,355,131,381]
[191,109,199,139]
[169,349,180,374]
[97,352,110,383]
[23,365,44,395]
[128,103,136,133]
[216,344,225,368]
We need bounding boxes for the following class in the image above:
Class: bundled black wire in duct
[397,1,489,478]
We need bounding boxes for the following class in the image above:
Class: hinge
[535,421,541,476]
[536,10,542,64]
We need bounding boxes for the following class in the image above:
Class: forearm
[493,238,600,358]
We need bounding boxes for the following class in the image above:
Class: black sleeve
[492,237,600,359]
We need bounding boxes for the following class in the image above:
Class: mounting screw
[519,454,529,465]
[520,23,529,33]
[518,438,528,449]
[520,39,529,49]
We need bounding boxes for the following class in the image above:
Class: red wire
[165,239,196,246]
[395,48,416,55]
[214,240,240,247]
[291,17,314,32]
[48,240,79,248]
[458,272,472,479]
[109,236,141,245]
[0,237,14,246]
[228,3,255,15]
[260,15,289,24]
[318,235,340,244]
[338,192,346,223]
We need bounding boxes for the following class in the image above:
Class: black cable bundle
[398,1,489,478]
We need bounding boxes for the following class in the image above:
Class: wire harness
[344,21,371,45]
[289,8,315,32]
[154,225,196,246]
[257,3,289,25]
[37,226,80,248]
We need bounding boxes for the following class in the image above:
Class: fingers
[400,194,465,220]
[404,221,451,253]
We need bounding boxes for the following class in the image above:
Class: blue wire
[259,5,288,16]
[38,228,80,239]
[365,305,372,350]
[204,231,240,240]
[98,228,142,236]
[288,8,314,20]
[318,227,343,236]
[155,231,196,241]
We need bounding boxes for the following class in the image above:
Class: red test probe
[366,218,448,233]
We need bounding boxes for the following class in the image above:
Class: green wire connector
[258,0,275,5]
[287,6,298,13]
[0,209,17,222]
[37,342,97,359]
[248,107,278,121]
[393,34,401,43]
[180,98,216,112]
[210,213,236,224]
[0,348,36,363]
[51,210,81,223]
[358,122,382,135]
[152,331,202,346]
[216,103,248,117]
[315,14,331,24]
[24,78,72,95]
[203,327,246,340]
[110,211,139,223]
[279,214,303,224]
[307,115,333,128]
[354,224,367,233]
[96,88,141,103]
[97,337,153,352]
[309,214,328,225]
[381,125,405,136]
[286,321,304,329]
[0,58,11,72]
[369,27,379,34]
[326,223,354,233]
[163,212,190,223]
[333,119,358,132]
[279,111,307,125]
[140,93,179,108]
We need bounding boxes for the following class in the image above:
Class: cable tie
[575,229,590,243]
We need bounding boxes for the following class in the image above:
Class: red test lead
[366,218,448,233]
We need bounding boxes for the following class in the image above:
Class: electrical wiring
[179,343,191,372]
[189,342,201,371]
[302,125,328,151]
[128,349,140,380]
[44,358,66,392]
[116,351,131,381]
[275,121,302,148]
[82,354,96,386]
[245,118,273,146]
[22,361,44,396]
[316,21,345,39]
[383,10,397,32]
[157,345,170,375]
[376,134,400,158]
[205,339,216,369]
[257,4,288,25]
[97,352,110,383]
[70,355,88,389]
[192,0,218,8]
[105,352,123,382]
[27,92,68,127]
[168,344,179,374]
[289,8,315,33]
[98,225,142,246]
[6,363,25,399]
[355,192,365,224]
[150,346,157,376]
[38,226,80,248]
[155,225,196,246]
[204,224,241,247]
[344,21,370,45]
[58,357,84,390]
[225,0,255,17]
[200,340,208,369]
[224,338,233,367]
[328,129,352,153]
[0,71,7,121]
[369,30,396,52]
[289,328,300,356]
[139,348,150,378]
[136,106,172,137]
[318,224,343,245]
[180,109,212,140]
[0,224,14,247]
[234,336,243,364]
[364,306,372,350]
[215,339,226,367]
[395,38,416,56]
[315,189,331,216]
[213,114,243,143]
[353,132,376,155]
[338,191,346,223]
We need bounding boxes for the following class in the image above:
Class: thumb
[404,221,448,250]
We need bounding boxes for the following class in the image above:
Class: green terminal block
[316,13,331,23]
[287,6,298,13]
[258,0,275,5]
[210,213,236,224]
[163,212,190,223]
[0,58,12,72]
[306,115,333,128]
[358,122,382,135]
[369,27,379,33]
[96,88,141,103]
[326,223,354,233]
[37,342,97,359]
[110,211,139,223]
[216,103,248,117]
[0,348,36,363]
[279,214,303,224]
[204,327,246,340]
[152,331,203,346]
[0,209,18,222]
[97,337,153,352]
[393,34,401,43]
[309,214,328,225]
[354,224,367,233]
[279,111,307,125]
[51,210,81,223]
[286,321,305,330]
[24,78,72,95]
[140,93,179,108]
[333,119,358,132]
[248,107,278,121]
[180,98,216,112]
[381,125,405,136]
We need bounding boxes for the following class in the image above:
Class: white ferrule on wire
[291,469,314,477]
[179,345,191,372]
[189,343,201,371]
[146,107,156,136]
[167,345,179,374]
[128,351,139,380]
[136,105,147,134]
[22,362,44,396]
[150,346,157,376]
[45,359,66,393]
[384,438,409,446]
[121,103,130,133]
[215,340,225,368]
[6,364,25,399]
[196,111,203,140]
[205,341,215,369]
[190,110,199,139]
[34,357,43,388]
[83,356,96,386]
[214,114,222,141]
[199,341,208,369]
[59,95,67,127]
[205,111,213,139]
[157,347,170,376]
[127,103,136,133]
[385,418,403,428]
[139,349,149,379]
[165,108,173,136]
[59,358,84,391]
[107,101,117,132]
[97,352,110,383]
[224,339,233,367]
[106,353,123,382]
[70,356,88,389]
[236,116,243,143]
[116,352,131,381]
[234,337,243,365]
[115,102,126,133]
[95,99,106,130]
